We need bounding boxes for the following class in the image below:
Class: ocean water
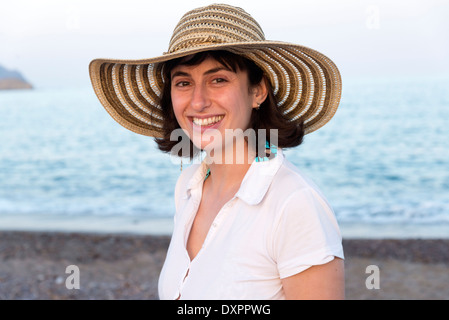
[1,76,448,237]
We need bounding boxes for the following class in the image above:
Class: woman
[89,4,344,300]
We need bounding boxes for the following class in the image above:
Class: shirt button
[212,222,217,228]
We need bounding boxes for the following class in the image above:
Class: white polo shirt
[158,149,344,300]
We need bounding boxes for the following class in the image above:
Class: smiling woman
[169,53,257,155]
[89,3,344,300]
[157,50,304,161]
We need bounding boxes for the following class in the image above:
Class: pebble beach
[1,231,448,300]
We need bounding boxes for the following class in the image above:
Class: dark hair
[154,50,304,159]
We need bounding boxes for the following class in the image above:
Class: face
[170,57,266,154]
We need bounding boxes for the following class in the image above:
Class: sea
[1,76,448,238]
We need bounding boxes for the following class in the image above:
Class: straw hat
[89,3,342,138]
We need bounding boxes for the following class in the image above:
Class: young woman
[89,4,344,300]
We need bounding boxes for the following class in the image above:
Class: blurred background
[1,0,448,237]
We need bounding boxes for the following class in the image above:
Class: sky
[1,0,448,88]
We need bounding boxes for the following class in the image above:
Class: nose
[190,83,210,112]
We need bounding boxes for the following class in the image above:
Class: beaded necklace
[203,142,277,181]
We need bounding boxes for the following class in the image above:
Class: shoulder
[266,156,340,240]
[269,157,331,208]
[266,158,344,272]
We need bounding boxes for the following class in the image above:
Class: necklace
[204,168,211,181]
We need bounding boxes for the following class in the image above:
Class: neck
[203,139,256,194]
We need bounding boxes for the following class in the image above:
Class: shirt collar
[184,149,284,205]
[185,160,210,199]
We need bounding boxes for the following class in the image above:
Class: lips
[191,115,224,127]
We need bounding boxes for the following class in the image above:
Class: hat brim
[89,41,342,138]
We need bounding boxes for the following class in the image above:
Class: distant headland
[0,65,33,90]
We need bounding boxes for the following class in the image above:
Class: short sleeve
[271,188,344,279]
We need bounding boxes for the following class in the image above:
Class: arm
[281,257,345,300]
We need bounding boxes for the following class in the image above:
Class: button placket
[178,197,236,299]
[201,196,236,247]
[176,253,191,299]
[177,188,202,299]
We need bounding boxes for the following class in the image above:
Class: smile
[192,115,224,127]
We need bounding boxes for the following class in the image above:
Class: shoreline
[1,213,449,239]
[1,230,449,300]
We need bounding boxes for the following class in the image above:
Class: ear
[251,77,269,109]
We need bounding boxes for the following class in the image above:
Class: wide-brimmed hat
[89,3,342,138]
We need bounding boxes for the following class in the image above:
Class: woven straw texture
[89,4,342,138]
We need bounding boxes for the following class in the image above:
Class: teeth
[193,115,224,126]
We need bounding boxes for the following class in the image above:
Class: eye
[212,78,227,84]
[174,81,190,87]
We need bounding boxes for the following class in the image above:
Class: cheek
[171,94,186,126]
[228,94,254,127]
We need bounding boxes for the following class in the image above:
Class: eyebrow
[171,66,232,80]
